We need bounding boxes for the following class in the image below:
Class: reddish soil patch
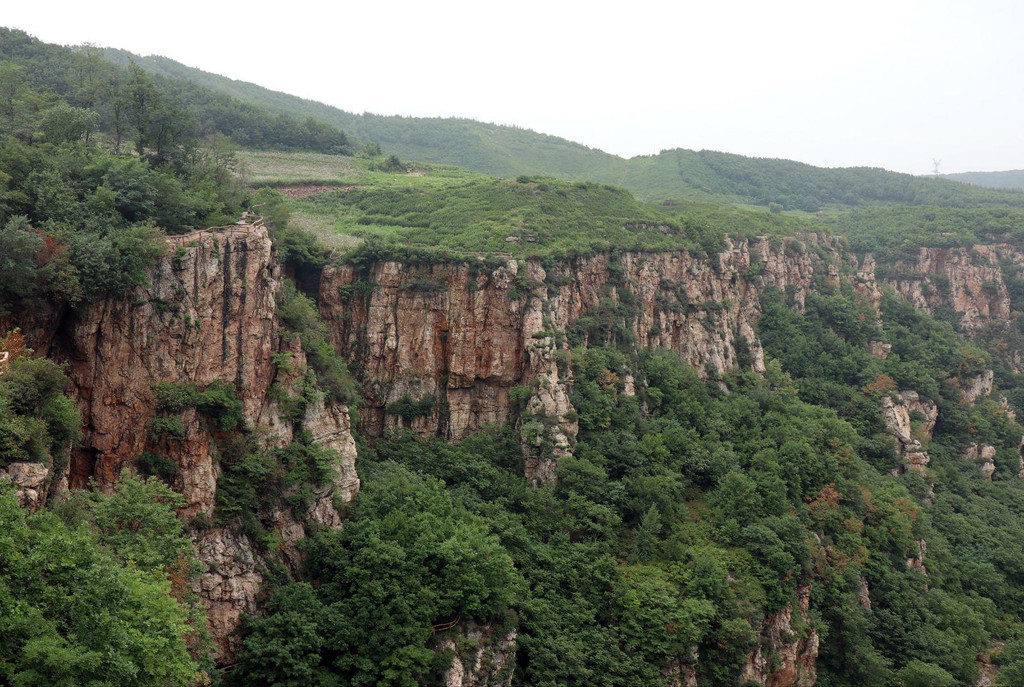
[274,184,359,199]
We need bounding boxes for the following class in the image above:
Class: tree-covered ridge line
[0,28,352,155]
[945,169,1024,192]
[0,26,294,314]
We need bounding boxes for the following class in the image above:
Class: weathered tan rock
[966,443,999,480]
[881,395,913,445]
[867,341,891,360]
[320,236,838,467]
[981,461,997,481]
[194,527,263,658]
[0,462,50,511]
[303,398,361,518]
[967,444,999,481]
[662,653,699,687]
[975,642,1003,687]
[436,622,517,687]
[881,392,937,474]
[858,577,872,609]
[883,246,1011,331]
[999,396,1017,422]
[853,254,884,318]
[521,336,577,485]
[962,370,995,405]
[741,586,819,687]
[900,391,938,441]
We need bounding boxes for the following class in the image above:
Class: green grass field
[238,151,367,185]
[292,170,735,258]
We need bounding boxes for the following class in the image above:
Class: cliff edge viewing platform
[165,214,265,246]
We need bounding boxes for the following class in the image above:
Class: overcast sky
[7,0,1023,174]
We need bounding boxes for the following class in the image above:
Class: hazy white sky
[7,0,1023,174]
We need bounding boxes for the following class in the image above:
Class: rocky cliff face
[321,235,1024,481]
[11,227,359,657]
[320,235,837,483]
[881,245,1012,331]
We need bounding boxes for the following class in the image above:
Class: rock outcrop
[662,654,699,687]
[740,586,819,687]
[966,443,998,481]
[435,622,518,687]
[195,527,264,656]
[907,539,928,574]
[882,245,1011,331]
[0,462,52,511]
[961,370,995,405]
[975,643,1003,687]
[881,391,937,474]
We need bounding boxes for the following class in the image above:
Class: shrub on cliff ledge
[0,354,79,469]
[153,380,245,432]
[277,279,356,404]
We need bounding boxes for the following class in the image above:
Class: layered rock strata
[882,245,1012,331]
[320,236,837,453]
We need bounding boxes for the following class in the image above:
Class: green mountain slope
[617,148,1024,209]
[101,49,1024,211]
[101,49,625,180]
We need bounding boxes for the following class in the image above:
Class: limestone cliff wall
[320,235,839,480]
[10,227,358,657]
[880,245,1013,331]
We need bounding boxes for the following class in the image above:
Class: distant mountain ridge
[102,48,1024,211]
[944,169,1024,191]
